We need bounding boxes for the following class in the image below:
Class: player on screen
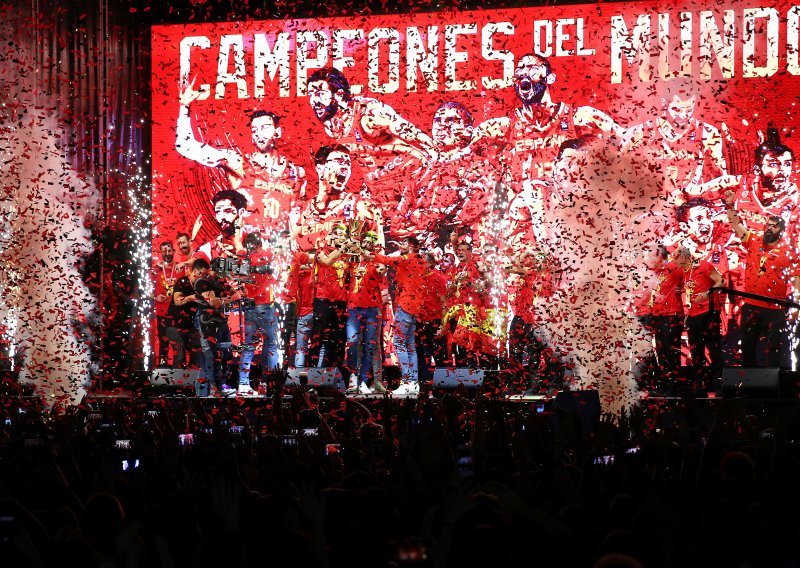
[472,53,625,244]
[196,189,257,260]
[723,128,799,238]
[395,101,501,249]
[307,67,436,215]
[291,145,384,253]
[622,78,728,209]
[176,79,305,241]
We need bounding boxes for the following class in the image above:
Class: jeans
[239,303,280,387]
[294,312,314,367]
[195,310,232,396]
[346,307,380,384]
[393,307,418,383]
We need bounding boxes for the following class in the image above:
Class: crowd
[2,380,800,567]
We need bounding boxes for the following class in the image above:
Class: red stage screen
[150,0,800,406]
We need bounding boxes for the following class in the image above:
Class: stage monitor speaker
[551,390,601,435]
[721,367,779,398]
[285,367,344,393]
[149,368,199,388]
[432,368,485,389]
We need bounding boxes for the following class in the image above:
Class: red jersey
[372,253,429,317]
[153,261,178,318]
[233,155,303,240]
[242,249,275,305]
[292,252,315,317]
[627,117,724,197]
[650,260,685,317]
[347,261,384,309]
[742,232,800,309]
[399,150,498,230]
[735,176,800,238]
[684,260,719,317]
[314,246,348,303]
[418,269,447,323]
[333,97,426,213]
[294,192,380,252]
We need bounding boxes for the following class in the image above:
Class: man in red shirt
[237,232,277,395]
[310,224,350,370]
[507,247,555,395]
[648,247,688,394]
[344,231,388,395]
[367,236,429,396]
[153,240,177,367]
[677,249,724,392]
[416,252,448,386]
[725,190,800,367]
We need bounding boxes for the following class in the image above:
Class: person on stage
[725,190,800,368]
[237,232,277,396]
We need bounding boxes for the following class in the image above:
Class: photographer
[237,232,278,395]
[193,261,235,397]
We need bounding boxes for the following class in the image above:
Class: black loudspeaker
[432,368,485,388]
[149,368,199,387]
[285,367,344,393]
[721,367,779,398]
[551,390,601,435]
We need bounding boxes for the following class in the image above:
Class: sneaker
[238,385,258,397]
[371,380,388,394]
[392,381,418,396]
[358,381,372,395]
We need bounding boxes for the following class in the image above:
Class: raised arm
[362,99,436,161]
[724,189,749,241]
[574,105,626,146]
[176,78,243,171]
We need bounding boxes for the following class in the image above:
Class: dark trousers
[651,314,683,390]
[686,310,722,386]
[311,298,347,368]
[415,320,444,383]
[741,303,789,368]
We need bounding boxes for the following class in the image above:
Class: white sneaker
[346,374,359,395]
[392,381,418,396]
[238,385,258,397]
[358,381,372,395]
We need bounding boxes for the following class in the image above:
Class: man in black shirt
[167,259,207,369]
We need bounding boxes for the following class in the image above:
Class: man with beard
[722,129,798,237]
[674,198,741,367]
[174,232,196,274]
[153,241,177,366]
[292,145,384,252]
[197,190,255,260]
[306,67,436,215]
[395,101,500,248]
[177,81,305,241]
[472,53,624,244]
[725,190,800,367]
[675,242,724,393]
[623,80,727,208]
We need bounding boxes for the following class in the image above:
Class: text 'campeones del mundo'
[177,5,800,99]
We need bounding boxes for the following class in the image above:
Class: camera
[212,256,251,277]
[178,433,194,446]
[114,439,131,450]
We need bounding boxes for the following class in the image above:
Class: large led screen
[151,0,800,407]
